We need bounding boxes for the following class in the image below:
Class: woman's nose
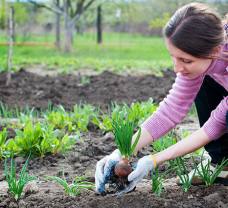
[174,65,184,73]
[173,59,184,73]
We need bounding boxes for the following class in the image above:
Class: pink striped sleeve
[142,73,204,140]
[202,96,228,140]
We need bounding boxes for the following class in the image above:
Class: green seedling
[71,104,99,132]
[45,106,73,132]
[0,128,9,159]
[46,175,94,196]
[95,99,157,133]
[169,157,195,192]
[99,103,124,132]
[112,111,141,178]
[50,134,76,156]
[13,120,43,156]
[79,76,90,85]
[151,167,165,196]
[0,102,25,118]
[10,120,75,158]
[193,154,228,187]
[4,157,36,201]
[38,124,76,157]
[128,98,157,126]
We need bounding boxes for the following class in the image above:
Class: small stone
[0,174,5,181]
[187,194,194,199]
[0,181,8,194]
[18,200,26,208]
[100,132,113,141]
[14,157,25,165]
[0,201,7,207]
[203,192,222,203]
[45,189,50,194]
[9,202,18,208]
[69,152,80,162]
[73,163,81,168]
[80,156,90,162]
[24,181,39,195]
[217,201,228,208]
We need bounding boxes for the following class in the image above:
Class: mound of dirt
[0,69,175,110]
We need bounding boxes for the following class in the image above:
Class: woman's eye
[182,59,192,64]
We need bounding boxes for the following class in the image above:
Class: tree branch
[70,0,95,24]
[27,0,63,15]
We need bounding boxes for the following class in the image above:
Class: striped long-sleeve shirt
[142,43,228,141]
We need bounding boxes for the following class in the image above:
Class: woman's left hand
[117,155,156,195]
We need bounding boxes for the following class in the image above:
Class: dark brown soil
[0,69,227,208]
[0,69,175,110]
[0,132,227,208]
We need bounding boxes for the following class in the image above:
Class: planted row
[0,120,76,159]
[0,99,157,133]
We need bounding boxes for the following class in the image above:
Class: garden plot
[0,69,227,208]
[0,69,175,110]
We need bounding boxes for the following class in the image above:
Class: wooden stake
[6,6,14,86]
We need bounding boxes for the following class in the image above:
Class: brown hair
[163,2,227,59]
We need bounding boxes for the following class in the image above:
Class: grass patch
[0,33,172,73]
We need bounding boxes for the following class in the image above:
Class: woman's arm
[132,127,154,153]
[142,73,204,140]
[154,128,211,165]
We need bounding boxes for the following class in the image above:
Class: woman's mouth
[181,72,190,76]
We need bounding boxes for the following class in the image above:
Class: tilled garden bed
[1,69,226,208]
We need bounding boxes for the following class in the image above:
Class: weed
[4,157,36,201]
[46,175,94,196]
[193,154,228,186]
[169,157,194,192]
[151,167,164,196]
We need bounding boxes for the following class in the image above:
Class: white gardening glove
[117,155,156,195]
[95,149,121,194]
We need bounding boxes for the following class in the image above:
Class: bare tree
[55,0,61,49]
[28,0,97,52]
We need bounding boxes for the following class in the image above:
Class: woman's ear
[211,45,222,57]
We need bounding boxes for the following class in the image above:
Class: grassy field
[0,32,172,74]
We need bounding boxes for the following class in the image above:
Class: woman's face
[165,38,215,79]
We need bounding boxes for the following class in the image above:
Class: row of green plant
[150,156,228,195]
[4,157,94,201]
[5,152,227,201]
[0,99,157,131]
[0,120,77,159]
[0,100,157,159]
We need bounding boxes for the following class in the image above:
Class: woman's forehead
[165,38,196,59]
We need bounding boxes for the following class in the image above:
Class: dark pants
[195,75,228,164]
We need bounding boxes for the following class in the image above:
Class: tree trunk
[12,6,15,42]
[64,20,74,53]
[6,6,14,86]
[97,5,102,44]
[64,0,73,52]
[55,0,61,49]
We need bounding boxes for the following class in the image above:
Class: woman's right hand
[95,149,121,194]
